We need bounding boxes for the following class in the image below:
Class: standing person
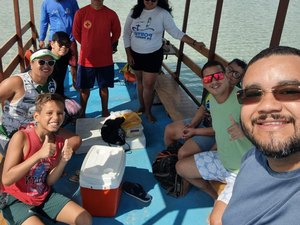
[39,0,79,88]
[1,93,92,225]
[49,31,72,97]
[72,0,121,118]
[123,0,205,122]
[222,46,300,225]
[175,60,253,225]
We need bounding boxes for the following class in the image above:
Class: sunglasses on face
[226,66,242,79]
[58,42,71,48]
[237,84,300,105]
[202,72,225,84]
[36,59,56,67]
[145,0,157,2]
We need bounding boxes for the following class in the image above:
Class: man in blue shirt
[222,46,300,225]
[39,0,79,88]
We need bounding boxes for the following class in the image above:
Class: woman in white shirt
[123,0,204,122]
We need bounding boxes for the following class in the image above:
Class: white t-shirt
[123,7,185,54]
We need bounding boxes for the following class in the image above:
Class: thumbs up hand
[40,135,56,159]
[227,115,245,141]
[61,139,73,162]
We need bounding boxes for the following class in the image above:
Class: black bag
[152,142,190,198]
[101,117,126,146]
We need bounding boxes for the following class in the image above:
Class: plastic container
[80,145,125,217]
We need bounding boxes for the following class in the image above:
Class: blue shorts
[76,64,114,89]
[183,118,215,151]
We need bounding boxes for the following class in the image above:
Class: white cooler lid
[80,145,125,189]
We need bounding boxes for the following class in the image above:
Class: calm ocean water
[1,0,300,98]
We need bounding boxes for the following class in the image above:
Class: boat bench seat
[155,73,198,121]
[155,74,226,194]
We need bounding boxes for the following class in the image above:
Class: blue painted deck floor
[56,63,214,225]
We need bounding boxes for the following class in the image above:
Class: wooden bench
[155,73,226,194]
[155,73,198,121]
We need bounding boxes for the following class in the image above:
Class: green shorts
[2,191,70,225]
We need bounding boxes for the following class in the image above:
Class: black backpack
[101,117,126,146]
[152,142,190,198]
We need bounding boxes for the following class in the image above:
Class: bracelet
[192,40,196,46]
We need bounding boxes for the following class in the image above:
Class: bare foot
[146,112,156,123]
[136,106,145,114]
[102,110,110,118]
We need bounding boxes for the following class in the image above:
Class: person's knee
[75,210,92,225]
[209,212,222,225]
[175,160,186,177]
[177,146,186,160]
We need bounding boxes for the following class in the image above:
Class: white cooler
[79,145,125,217]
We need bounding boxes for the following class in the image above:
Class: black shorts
[131,47,164,73]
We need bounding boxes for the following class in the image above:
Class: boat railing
[0,0,290,109]
[0,0,38,82]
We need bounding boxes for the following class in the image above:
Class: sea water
[1,0,300,98]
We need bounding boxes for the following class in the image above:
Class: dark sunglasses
[58,42,71,48]
[237,84,300,104]
[203,72,225,84]
[226,66,242,79]
[145,0,157,2]
[36,59,56,67]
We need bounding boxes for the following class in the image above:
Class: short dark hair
[35,93,65,112]
[201,60,225,77]
[229,58,247,70]
[248,46,300,67]
[52,31,71,46]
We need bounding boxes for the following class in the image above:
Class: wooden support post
[269,0,290,48]
[208,0,223,60]
[13,0,25,72]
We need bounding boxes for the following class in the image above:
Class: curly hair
[131,0,172,19]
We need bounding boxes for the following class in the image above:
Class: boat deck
[53,63,214,225]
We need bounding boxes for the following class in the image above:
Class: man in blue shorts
[72,0,121,117]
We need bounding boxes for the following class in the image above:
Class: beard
[241,114,300,159]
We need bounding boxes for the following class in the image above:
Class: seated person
[175,60,253,225]
[0,49,81,154]
[1,93,92,225]
[164,58,247,160]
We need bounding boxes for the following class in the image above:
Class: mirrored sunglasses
[237,84,300,105]
[226,66,242,79]
[36,59,55,67]
[203,72,225,84]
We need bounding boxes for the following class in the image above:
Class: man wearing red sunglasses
[176,60,253,225]
[223,46,300,224]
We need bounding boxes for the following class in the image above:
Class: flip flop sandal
[75,169,80,176]
[69,174,79,183]
[122,181,152,203]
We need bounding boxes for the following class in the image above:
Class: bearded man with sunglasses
[176,60,253,225]
[222,46,300,225]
